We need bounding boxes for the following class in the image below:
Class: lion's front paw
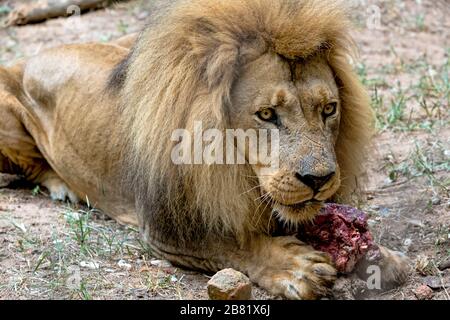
[253,237,337,300]
[41,177,79,203]
[353,244,411,292]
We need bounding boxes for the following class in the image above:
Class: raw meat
[298,203,381,273]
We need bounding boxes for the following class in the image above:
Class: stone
[423,276,450,290]
[150,259,172,268]
[207,268,252,300]
[117,259,132,270]
[431,197,441,206]
[413,284,434,300]
[80,260,100,270]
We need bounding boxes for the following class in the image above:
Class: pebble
[413,284,434,300]
[423,276,450,290]
[79,261,99,270]
[403,238,412,247]
[431,197,441,206]
[118,259,132,271]
[207,269,252,300]
[150,259,172,268]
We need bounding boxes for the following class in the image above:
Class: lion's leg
[242,235,337,299]
[355,245,411,291]
[37,170,80,203]
[147,232,337,300]
[0,68,78,203]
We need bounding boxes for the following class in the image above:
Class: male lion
[0,0,409,299]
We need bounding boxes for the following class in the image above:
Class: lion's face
[230,52,341,224]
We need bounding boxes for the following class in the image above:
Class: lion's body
[0,0,409,299]
[0,43,138,225]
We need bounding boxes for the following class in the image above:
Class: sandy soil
[0,0,449,300]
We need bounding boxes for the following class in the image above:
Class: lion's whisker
[253,191,271,202]
[240,184,262,196]
[240,174,273,178]
[253,191,271,214]
[254,195,274,230]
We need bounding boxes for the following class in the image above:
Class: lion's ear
[187,17,239,87]
[186,18,246,124]
[203,43,239,90]
[329,49,375,203]
[189,17,268,124]
[200,43,240,124]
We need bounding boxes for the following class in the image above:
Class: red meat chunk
[298,204,381,274]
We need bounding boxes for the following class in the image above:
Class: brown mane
[117,0,374,242]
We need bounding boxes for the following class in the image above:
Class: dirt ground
[0,0,449,300]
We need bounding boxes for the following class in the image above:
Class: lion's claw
[252,236,337,300]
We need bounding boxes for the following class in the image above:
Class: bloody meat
[298,203,381,274]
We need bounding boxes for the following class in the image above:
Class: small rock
[403,238,412,247]
[423,276,450,290]
[150,259,172,268]
[431,197,441,206]
[118,259,132,271]
[413,284,434,300]
[423,276,441,289]
[207,269,252,300]
[79,261,99,270]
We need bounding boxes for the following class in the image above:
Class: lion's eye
[322,102,337,118]
[257,108,277,123]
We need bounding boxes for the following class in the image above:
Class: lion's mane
[114,0,374,243]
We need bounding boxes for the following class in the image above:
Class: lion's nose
[295,172,335,192]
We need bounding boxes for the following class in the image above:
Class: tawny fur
[0,0,409,300]
[120,0,374,238]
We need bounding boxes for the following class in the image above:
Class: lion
[0,0,409,299]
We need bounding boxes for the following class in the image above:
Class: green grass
[414,14,426,32]
[382,137,450,197]
[117,20,129,35]
[361,51,450,132]
[64,209,93,254]
[1,205,155,299]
